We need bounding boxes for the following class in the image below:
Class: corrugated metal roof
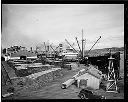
[87,52,119,57]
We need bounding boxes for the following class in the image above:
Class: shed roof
[75,65,102,80]
[86,65,102,79]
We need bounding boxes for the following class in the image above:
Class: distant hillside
[84,47,124,57]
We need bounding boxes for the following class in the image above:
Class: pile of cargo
[11,68,63,91]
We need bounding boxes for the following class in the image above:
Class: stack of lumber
[11,68,63,91]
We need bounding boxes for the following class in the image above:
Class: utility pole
[30,47,32,52]
[44,42,47,52]
[83,39,86,58]
[82,29,84,59]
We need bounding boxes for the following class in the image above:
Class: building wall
[87,74,100,89]
[10,50,37,57]
[76,73,100,90]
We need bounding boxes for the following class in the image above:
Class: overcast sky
[2,4,124,50]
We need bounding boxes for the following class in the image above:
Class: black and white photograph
[1,4,124,99]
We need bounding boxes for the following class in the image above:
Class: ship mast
[82,29,84,59]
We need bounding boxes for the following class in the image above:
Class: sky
[2,4,124,51]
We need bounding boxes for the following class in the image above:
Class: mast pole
[82,29,83,59]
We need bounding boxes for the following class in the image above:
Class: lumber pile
[11,68,63,91]
[61,78,75,89]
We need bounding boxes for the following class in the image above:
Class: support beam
[75,37,82,55]
[55,45,60,51]
[50,44,58,55]
[65,39,78,53]
[87,36,101,55]
[50,45,56,52]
